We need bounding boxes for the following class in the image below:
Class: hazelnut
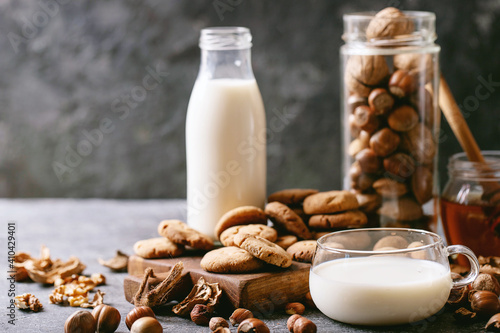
[366,7,414,39]
[373,235,409,250]
[229,308,253,326]
[347,94,368,113]
[407,241,427,260]
[130,317,163,333]
[486,313,500,331]
[410,87,434,128]
[388,105,419,132]
[353,105,379,134]
[355,148,381,173]
[389,69,415,98]
[369,128,400,157]
[209,317,229,331]
[394,53,434,82]
[303,292,316,309]
[288,315,317,333]
[470,291,500,316]
[411,166,433,204]
[356,193,382,213]
[190,304,211,326]
[377,198,423,221]
[287,314,302,331]
[348,138,368,157]
[285,302,305,315]
[125,306,156,329]
[237,318,270,333]
[400,125,436,164]
[349,114,361,138]
[372,178,408,198]
[351,173,375,192]
[65,310,97,333]
[213,327,231,333]
[368,88,394,115]
[92,304,121,333]
[383,153,416,180]
[345,55,389,87]
[472,274,500,296]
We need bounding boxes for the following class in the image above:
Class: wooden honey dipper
[439,75,500,202]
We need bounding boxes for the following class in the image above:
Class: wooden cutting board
[124,253,310,315]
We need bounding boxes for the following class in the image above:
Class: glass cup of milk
[310,228,479,326]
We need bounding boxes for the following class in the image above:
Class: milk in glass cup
[310,228,479,326]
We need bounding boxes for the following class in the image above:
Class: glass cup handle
[447,245,480,288]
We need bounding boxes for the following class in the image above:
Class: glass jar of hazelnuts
[341,8,440,231]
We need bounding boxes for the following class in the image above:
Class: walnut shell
[366,7,414,39]
[345,71,372,97]
[345,55,389,87]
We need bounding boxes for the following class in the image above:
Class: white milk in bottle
[186,27,266,239]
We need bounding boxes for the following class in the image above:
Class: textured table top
[0,199,485,332]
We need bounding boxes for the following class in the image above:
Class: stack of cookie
[201,206,293,274]
[133,219,214,259]
[303,190,368,234]
[263,189,368,263]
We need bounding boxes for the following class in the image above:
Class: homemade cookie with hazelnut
[220,224,278,247]
[133,237,184,259]
[308,210,368,229]
[265,202,312,240]
[234,234,292,268]
[200,246,265,274]
[267,189,319,206]
[286,241,318,263]
[274,235,298,250]
[303,190,359,214]
[158,220,214,251]
[214,206,267,239]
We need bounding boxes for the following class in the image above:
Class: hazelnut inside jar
[341,8,440,231]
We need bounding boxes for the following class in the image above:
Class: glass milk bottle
[186,27,266,239]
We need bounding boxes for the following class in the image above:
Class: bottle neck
[198,48,254,80]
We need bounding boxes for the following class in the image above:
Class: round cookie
[267,189,319,205]
[308,210,368,229]
[200,246,265,273]
[265,202,312,240]
[286,240,318,263]
[275,235,298,250]
[133,237,184,259]
[215,206,267,239]
[303,191,359,214]
[220,224,278,247]
[158,220,214,250]
[234,233,292,268]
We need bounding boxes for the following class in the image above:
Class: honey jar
[441,151,500,257]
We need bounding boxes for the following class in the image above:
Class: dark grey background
[0,0,499,198]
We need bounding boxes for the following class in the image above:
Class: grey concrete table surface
[0,199,484,332]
